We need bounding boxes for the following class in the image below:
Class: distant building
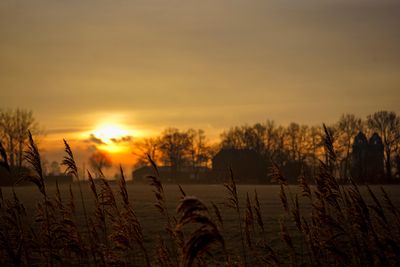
[212,148,268,183]
[0,167,73,186]
[351,132,384,183]
[132,165,211,183]
[351,132,369,182]
[46,174,73,184]
[367,133,385,182]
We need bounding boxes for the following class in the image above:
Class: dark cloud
[110,135,133,144]
[85,134,105,145]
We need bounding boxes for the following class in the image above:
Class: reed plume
[0,141,10,172]
[176,196,226,267]
[146,154,180,266]
[224,168,247,266]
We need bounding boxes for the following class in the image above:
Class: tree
[220,121,278,158]
[242,124,267,156]
[0,108,38,169]
[263,120,279,158]
[89,150,112,176]
[337,114,363,178]
[159,128,191,172]
[49,161,61,175]
[367,111,400,180]
[133,137,160,167]
[309,125,324,177]
[284,123,311,163]
[220,126,246,149]
[321,124,340,174]
[187,129,212,169]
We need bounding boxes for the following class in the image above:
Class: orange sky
[1,0,400,177]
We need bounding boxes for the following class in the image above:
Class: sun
[91,123,133,153]
[93,123,129,143]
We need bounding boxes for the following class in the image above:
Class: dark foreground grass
[1,134,400,266]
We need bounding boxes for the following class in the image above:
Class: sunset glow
[93,123,129,144]
[98,143,127,154]
[88,123,134,154]
[1,0,399,176]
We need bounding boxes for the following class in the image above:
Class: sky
[1,0,400,174]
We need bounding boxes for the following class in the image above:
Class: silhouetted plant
[0,131,399,266]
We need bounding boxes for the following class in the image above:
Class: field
[2,183,400,266]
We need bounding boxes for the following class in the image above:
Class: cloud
[110,135,133,144]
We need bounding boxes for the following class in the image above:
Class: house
[132,165,211,183]
[351,132,384,183]
[212,148,268,183]
[46,174,73,184]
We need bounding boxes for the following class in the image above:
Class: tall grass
[0,130,399,266]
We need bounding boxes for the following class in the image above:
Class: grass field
[2,183,400,266]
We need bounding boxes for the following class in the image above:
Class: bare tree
[187,129,212,169]
[263,120,278,157]
[49,161,61,175]
[220,122,276,158]
[285,123,300,161]
[337,114,363,178]
[367,111,400,180]
[133,137,160,167]
[89,150,112,176]
[220,126,246,149]
[159,128,191,172]
[0,108,38,168]
[309,125,323,177]
[284,123,310,163]
[271,125,287,165]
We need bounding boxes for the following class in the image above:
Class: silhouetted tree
[367,111,400,180]
[243,124,266,155]
[284,123,311,163]
[272,125,287,166]
[309,125,323,177]
[159,128,191,173]
[220,121,279,159]
[322,124,339,174]
[133,137,160,167]
[89,150,112,176]
[0,108,38,168]
[263,120,279,158]
[187,129,212,168]
[285,122,300,161]
[220,126,246,149]
[337,114,363,178]
[49,161,61,175]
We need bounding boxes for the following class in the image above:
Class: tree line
[134,111,400,181]
[1,108,400,182]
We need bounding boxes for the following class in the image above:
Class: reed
[146,154,180,266]
[224,168,248,266]
[0,131,399,266]
[176,196,226,267]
